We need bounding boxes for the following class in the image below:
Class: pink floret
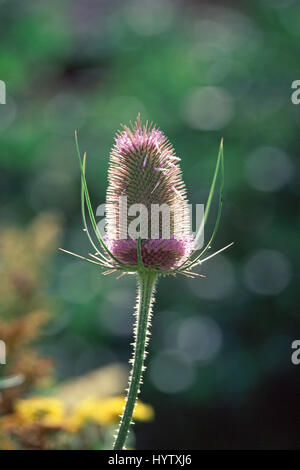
[106,236,194,270]
[115,128,165,156]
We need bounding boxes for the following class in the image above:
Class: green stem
[113,269,158,450]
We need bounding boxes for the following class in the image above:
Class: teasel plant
[60,115,233,450]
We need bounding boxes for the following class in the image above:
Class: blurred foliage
[0,0,300,449]
[0,213,60,413]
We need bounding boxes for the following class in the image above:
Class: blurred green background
[0,0,300,449]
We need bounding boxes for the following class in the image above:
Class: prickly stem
[113,270,158,450]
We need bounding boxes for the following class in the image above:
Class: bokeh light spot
[177,316,222,362]
[150,350,195,393]
[192,6,262,54]
[182,86,234,130]
[243,249,292,295]
[245,146,294,192]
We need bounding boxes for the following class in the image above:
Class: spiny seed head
[105,116,193,270]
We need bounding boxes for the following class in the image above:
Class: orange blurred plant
[0,213,61,414]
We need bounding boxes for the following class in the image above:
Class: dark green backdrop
[0,0,299,449]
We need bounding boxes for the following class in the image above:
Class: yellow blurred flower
[67,396,154,432]
[15,397,65,427]
[5,395,153,435]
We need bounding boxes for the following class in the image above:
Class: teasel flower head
[60,115,231,278]
[105,116,194,271]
